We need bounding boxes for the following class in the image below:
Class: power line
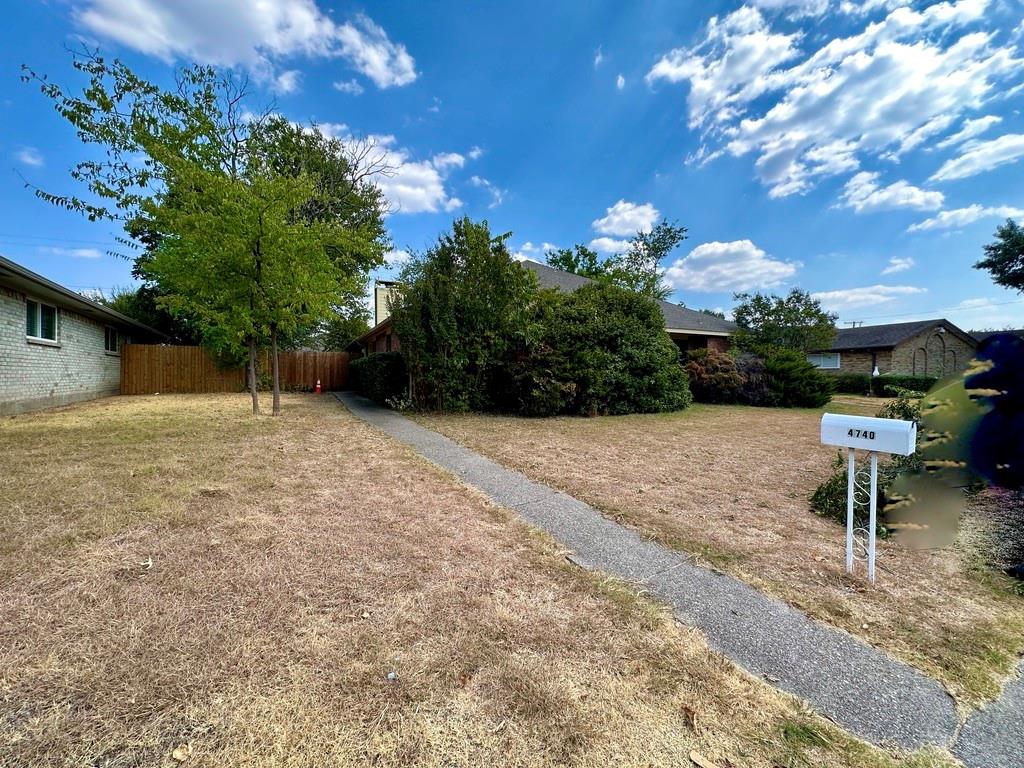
[846,298,1024,322]
[0,232,124,247]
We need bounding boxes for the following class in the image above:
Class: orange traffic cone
[315,379,322,394]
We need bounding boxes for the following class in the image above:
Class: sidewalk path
[336,393,1020,764]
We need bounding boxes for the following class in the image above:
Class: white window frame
[25,299,59,344]
[807,352,841,369]
[104,326,119,355]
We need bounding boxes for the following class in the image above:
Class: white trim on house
[25,298,59,344]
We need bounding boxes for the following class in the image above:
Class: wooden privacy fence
[121,344,349,395]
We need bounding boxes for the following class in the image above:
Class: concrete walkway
[336,393,1021,764]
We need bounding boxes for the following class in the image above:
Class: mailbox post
[820,414,916,583]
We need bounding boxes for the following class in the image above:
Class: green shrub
[734,353,774,406]
[872,374,937,397]
[685,348,743,403]
[831,373,872,395]
[349,352,407,404]
[762,348,834,408]
[390,218,539,412]
[543,283,692,416]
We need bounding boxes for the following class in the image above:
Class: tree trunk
[248,336,261,416]
[271,323,281,416]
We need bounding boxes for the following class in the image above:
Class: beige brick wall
[0,287,123,415]
[891,327,975,377]
[823,350,892,375]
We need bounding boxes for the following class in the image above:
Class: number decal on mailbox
[847,428,876,440]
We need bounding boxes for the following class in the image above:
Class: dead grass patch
[417,402,1024,708]
[0,394,956,767]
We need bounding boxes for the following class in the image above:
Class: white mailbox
[820,413,916,456]
[820,413,918,585]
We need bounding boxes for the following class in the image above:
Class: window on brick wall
[26,300,58,341]
[807,352,840,369]
[104,327,118,353]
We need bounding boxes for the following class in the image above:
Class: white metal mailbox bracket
[820,414,916,584]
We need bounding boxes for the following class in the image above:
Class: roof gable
[826,319,976,351]
[520,260,737,335]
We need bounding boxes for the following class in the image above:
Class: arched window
[913,347,927,376]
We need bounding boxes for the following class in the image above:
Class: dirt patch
[418,402,1024,707]
[0,394,954,766]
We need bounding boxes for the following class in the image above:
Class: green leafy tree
[545,244,605,277]
[391,218,542,411]
[24,51,387,414]
[311,299,372,351]
[975,218,1024,293]
[96,284,202,345]
[732,289,837,353]
[545,219,686,301]
[609,220,687,300]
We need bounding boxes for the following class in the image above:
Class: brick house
[808,319,977,377]
[1,255,163,415]
[350,259,736,355]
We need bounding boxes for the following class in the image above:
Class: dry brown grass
[0,394,956,767]
[418,400,1024,708]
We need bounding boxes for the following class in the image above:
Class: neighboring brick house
[808,319,977,377]
[350,260,736,356]
[1,255,162,415]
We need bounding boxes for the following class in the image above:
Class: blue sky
[2,0,1024,329]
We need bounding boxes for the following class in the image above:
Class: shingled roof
[971,328,1024,343]
[824,319,974,351]
[520,260,737,335]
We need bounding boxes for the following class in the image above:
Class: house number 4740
[847,428,876,440]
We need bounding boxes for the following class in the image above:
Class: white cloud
[750,0,831,18]
[272,69,300,94]
[383,249,410,267]
[664,239,799,292]
[944,297,1024,330]
[16,147,43,167]
[616,74,625,90]
[935,114,1001,149]
[592,200,659,236]
[647,6,801,129]
[589,237,631,254]
[469,175,505,209]
[467,146,484,161]
[39,246,103,259]
[811,284,926,309]
[332,78,364,95]
[881,256,914,274]
[838,171,944,213]
[333,14,417,88]
[74,2,416,89]
[594,46,604,68]
[430,152,465,172]
[931,133,1024,182]
[648,0,1022,197]
[512,241,559,261]
[907,204,1024,232]
[352,135,463,215]
[840,0,910,15]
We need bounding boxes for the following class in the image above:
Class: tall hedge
[389,218,691,417]
[390,218,540,412]
[543,283,692,416]
[349,352,407,404]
